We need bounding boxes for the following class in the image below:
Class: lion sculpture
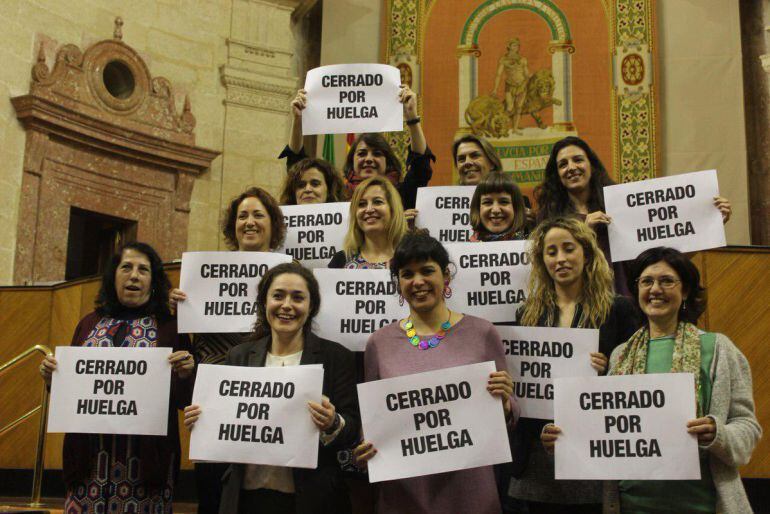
[464,95,511,138]
[464,69,562,137]
[520,69,562,128]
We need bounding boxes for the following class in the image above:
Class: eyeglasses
[636,276,681,289]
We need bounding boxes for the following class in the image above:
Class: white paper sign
[302,64,403,135]
[415,186,476,243]
[499,326,598,420]
[278,202,349,269]
[47,346,172,435]
[553,373,700,480]
[189,364,324,467]
[605,169,726,262]
[313,269,408,352]
[357,361,511,483]
[445,241,530,323]
[178,251,292,333]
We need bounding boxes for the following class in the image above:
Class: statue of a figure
[492,38,530,134]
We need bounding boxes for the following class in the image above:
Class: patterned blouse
[82,316,159,347]
[344,253,389,269]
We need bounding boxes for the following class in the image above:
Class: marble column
[740,0,770,244]
[548,42,575,132]
[456,45,481,130]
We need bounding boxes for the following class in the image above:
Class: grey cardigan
[604,333,762,514]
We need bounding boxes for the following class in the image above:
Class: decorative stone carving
[11,18,220,284]
[219,1,298,114]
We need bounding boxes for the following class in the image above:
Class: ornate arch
[459,0,571,45]
[457,0,575,131]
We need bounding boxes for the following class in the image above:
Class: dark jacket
[327,250,347,269]
[218,332,360,514]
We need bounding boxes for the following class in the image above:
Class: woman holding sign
[282,84,434,211]
[183,262,360,514]
[169,186,287,514]
[353,232,516,514]
[170,185,287,313]
[39,242,194,513]
[279,157,346,205]
[534,137,732,296]
[469,172,530,242]
[507,217,640,514]
[540,246,761,513]
[328,176,407,269]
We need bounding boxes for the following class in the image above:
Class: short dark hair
[451,134,503,172]
[253,262,321,338]
[470,172,527,236]
[343,133,402,180]
[95,242,171,319]
[279,158,346,205]
[390,231,451,284]
[535,136,615,221]
[627,247,707,324]
[222,187,286,250]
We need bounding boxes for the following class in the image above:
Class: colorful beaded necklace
[404,311,452,350]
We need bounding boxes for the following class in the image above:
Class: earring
[398,294,405,307]
[443,282,453,299]
[681,299,687,311]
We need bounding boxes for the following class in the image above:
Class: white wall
[657,0,750,244]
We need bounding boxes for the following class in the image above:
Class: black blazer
[218,332,359,514]
[327,250,346,269]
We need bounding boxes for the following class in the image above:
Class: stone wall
[0,0,302,284]
[0,0,230,283]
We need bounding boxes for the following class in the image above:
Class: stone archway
[457,0,575,131]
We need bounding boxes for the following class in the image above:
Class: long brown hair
[519,217,614,327]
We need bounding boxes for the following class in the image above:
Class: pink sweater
[364,315,512,514]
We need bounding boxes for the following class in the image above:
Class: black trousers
[503,497,602,514]
[527,501,602,514]
[195,462,228,514]
[238,488,296,514]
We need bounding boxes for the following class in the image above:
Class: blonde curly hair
[519,217,615,327]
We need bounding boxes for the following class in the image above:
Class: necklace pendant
[403,313,452,350]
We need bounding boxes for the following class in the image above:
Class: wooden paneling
[49,286,83,348]
[0,290,52,361]
[694,248,770,478]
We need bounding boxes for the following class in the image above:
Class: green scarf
[610,321,703,415]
